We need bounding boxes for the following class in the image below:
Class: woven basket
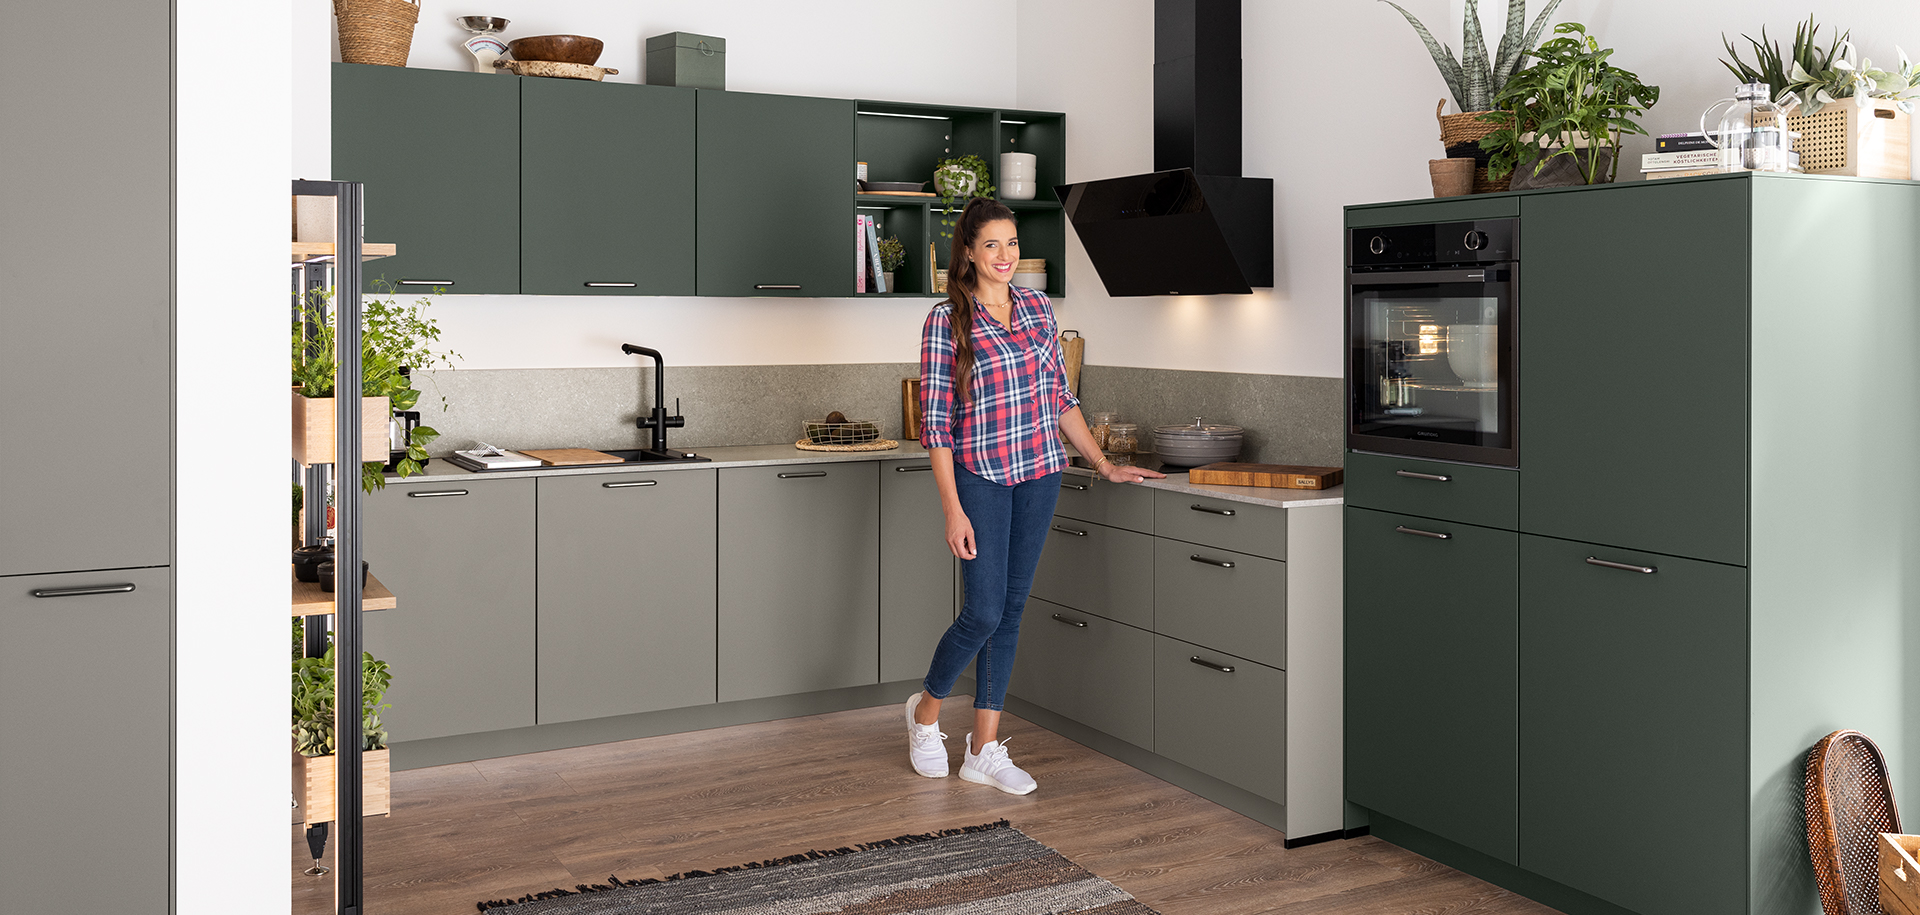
[1787,99,1912,179]
[1436,101,1513,193]
[334,0,419,67]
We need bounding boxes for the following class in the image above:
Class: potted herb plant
[291,637,394,824]
[293,281,459,492]
[877,235,906,291]
[1384,0,1565,187]
[1477,22,1660,187]
[933,154,995,241]
[1722,17,1918,178]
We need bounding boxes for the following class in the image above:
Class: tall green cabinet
[1344,173,1920,915]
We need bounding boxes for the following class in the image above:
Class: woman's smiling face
[967,218,1019,286]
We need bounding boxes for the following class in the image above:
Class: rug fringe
[474,819,1013,911]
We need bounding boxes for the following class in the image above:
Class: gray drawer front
[1154,634,1285,801]
[1153,490,1287,559]
[1344,451,1518,530]
[1153,538,1286,669]
[1011,598,1154,749]
[1031,517,1153,629]
[1053,472,1154,532]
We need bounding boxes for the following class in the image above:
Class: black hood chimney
[1055,0,1274,297]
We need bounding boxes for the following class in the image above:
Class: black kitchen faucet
[620,343,685,453]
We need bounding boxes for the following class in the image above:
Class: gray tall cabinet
[0,0,172,909]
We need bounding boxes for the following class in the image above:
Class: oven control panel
[1349,219,1517,269]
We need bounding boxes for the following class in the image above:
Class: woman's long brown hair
[944,197,1017,407]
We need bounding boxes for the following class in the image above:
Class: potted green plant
[1384,0,1566,179]
[1721,17,1917,178]
[1477,22,1660,187]
[877,235,906,290]
[291,637,394,824]
[933,154,995,241]
[293,280,460,492]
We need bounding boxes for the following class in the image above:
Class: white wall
[179,0,291,911]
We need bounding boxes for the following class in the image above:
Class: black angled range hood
[1055,0,1273,297]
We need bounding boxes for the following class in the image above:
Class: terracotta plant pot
[1428,158,1476,197]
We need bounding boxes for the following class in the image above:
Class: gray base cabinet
[1152,538,1285,670]
[719,462,879,702]
[1,567,170,911]
[1011,598,1154,748]
[1031,517,1152,629]
[1153,633,1285,800]
[880,461,955,683]
[536,470,717,724]
[366,478,536,741]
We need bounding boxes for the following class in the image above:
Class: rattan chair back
[1806,729,1903,915]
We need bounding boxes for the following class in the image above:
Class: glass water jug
[1700,82,1795,173]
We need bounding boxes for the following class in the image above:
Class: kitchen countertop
[395,443,1342,509]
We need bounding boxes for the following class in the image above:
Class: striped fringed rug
[474,819,1159,914]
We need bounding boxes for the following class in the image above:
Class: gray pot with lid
[1151,416,1243,467]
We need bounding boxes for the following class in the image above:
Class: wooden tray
[1882,833,1920,915]
[520,448,625,466]
[291,566,397,616]
[1186,462,1343,490]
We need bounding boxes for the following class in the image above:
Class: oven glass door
[1349,266,1516,466]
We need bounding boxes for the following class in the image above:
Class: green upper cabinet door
[332,63,521,294]
[1518,181,1750,565]
[521,79,695,295]
[696,90,855,297]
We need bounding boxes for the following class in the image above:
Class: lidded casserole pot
[1152,417,1243,467]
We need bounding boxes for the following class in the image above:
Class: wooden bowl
[508,34,604,65]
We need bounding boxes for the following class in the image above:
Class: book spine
[865,216,887,293]
[1641,151,1722,169]
[1646,168,1719,180]
[1656,134,1716,152]
[855,215,866,293]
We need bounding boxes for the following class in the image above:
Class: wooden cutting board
[1186,462,1343,490]
[520,448,625,466]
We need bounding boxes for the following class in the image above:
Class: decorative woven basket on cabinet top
[1436,101,1514,194]
[1787,99,1912,179]
[334,0,420,68]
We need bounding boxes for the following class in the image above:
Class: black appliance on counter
[1347,218,1518,466]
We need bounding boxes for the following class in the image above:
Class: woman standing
[907,198,1162,795]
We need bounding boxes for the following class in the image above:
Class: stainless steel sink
[600,448,711,465]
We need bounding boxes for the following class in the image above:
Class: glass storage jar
[1087,411,1119,452]
[1106,422,1139,465]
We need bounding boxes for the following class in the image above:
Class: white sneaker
[904,693,949,778]
[959,734,1037,795]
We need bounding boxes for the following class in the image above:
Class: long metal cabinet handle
[407,489,470,498]
[754,284,802,290]
[31,583,137,598]
[1189,503,1236,516]
[1051,525,1088,537]
[603,480,659,489]
[1051,613,1088,628]
[1060,480,1090,491]
[1190,656,1235,673]
[1394,470,1452,482]
[894,464,933,472]
[1586,557,1657,574]
[585,282,637,288]
[1190,554,1236,568]
[778,471,828,479]
[1395,525,1451,540]
[398,279,453,286]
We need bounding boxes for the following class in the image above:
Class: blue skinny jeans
[922,465,1063,711]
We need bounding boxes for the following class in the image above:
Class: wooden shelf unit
[291,241,397,263]
[291,566,397,616]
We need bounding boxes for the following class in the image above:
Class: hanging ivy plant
[933,154,996,242]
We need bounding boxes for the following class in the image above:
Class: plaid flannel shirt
[918,286,1080,485]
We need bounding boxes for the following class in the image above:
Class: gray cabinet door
[695,90,855,297]
[1031,517,1153,628]
[719,463,879,701]
[1153,491,1287,559]
[1053,473,1155,532]
[1152,538,1285,669]
[880,461,956,683]
[0,0,170,577]
[1345,506,1520,865]
[0,567,169,910]
[537,470,717,723]
[364,479,536,741]
[1518,182,1750,564]
[521,78,697,295]
[1010,598,1154,748]
[1519,534,1748,915]
[1154,634,1286,801]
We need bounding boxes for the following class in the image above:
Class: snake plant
[1383,0,1567,112]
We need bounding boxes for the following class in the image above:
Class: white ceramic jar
[1001,152,1038,200]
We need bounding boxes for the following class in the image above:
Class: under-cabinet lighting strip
[856,110,949,120]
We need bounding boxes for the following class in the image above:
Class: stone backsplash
[416,363,1342,467]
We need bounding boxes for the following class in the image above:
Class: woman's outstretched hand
[1098,461,1166,484]
[946,511,977,560]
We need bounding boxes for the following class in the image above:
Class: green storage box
[645,32,725,89]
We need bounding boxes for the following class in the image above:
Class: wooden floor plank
[291,700,1565,915]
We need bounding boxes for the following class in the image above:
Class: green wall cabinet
[1345,174,1920,915]
[332,63,522,294]
[880,460,956,682]
[535,470,717,724]
[1345,506,1519,865]
[718,462,879,701]
[696,90,855,297]
[521,79,697,296]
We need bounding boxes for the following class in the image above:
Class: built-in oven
[1347,218,1518,466]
